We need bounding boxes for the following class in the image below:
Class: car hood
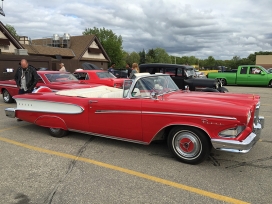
[165,91,259,107]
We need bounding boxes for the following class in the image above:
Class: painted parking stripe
[0,135,249,204]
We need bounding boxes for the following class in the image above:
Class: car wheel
[218,78,227,86]
[2,89,14,103]
[49,128,68,138]
[167,127,211,164]
[269,80,272,87]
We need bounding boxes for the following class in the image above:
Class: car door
[246,67,267,85]
[88,98,143,141]
[236,66,249,85]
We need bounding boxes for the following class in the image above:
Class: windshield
[96,72,116,78]
[45,73,78,82]
[131,75,179,98]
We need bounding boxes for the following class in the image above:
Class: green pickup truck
[207,65,272,87]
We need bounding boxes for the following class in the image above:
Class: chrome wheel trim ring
[173,130,202,159]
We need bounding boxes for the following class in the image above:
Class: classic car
[139,63,228,92]
[195,70,207,78]
[0,71,99,103]
[112,69,128,78]
[73,70,125,88]
[5,73,264,164]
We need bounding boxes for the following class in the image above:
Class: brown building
[256,55,272,69]
[22,34,110,72]
[0,21,111,80]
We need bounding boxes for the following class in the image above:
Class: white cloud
[1,0,272,60]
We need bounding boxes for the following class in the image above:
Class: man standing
[108,63,115,74]
[59,63,66,72]
[14,59,39,94]
[126,63,132,78]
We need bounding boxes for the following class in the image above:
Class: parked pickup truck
[139,63,228,92]
[207,65,272,87]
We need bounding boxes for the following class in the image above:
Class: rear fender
[34,116,68,130]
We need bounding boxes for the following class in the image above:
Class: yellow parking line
[0,136,249,204]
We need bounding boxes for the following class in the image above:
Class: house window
[101,62,103,65]
[4,45,9,50]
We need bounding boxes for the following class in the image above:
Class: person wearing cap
[59,63,66,72]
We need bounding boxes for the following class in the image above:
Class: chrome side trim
[95,110,141,114]
[5,108,16,118]
[0,84,17,88]
[142,111,237,120]
[15,98,84,114]
[95,110,236,120]
[68,128,148,145]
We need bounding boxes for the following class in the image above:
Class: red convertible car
[0,71,99,103]
[5,73,264,164]
[73,70,125,88]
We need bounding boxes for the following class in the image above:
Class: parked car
[5,73,264,164]
[139,63,228,92]
[73,70,125,88]
[195,70,207,78]
[0,71,99,103]
[112,69,128,78]
[207,65,272,86]
[267,68,272,73]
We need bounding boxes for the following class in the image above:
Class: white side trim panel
[15,99,83,114]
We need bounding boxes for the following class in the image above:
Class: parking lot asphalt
[0,86,271,204]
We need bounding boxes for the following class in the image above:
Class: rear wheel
[49,128,68,138]
[218,78,227,86]
[167,127,211,164]
[2,89,14,103]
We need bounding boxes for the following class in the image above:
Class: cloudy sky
[1,0,272,60]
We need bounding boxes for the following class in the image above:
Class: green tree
[139,49,146,64]
[146,49,155,63]
[124,51,140,65]
[83,27,123,67]
[153,48,171,63]
[5,24,19,39]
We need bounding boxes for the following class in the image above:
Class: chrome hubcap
[174,131,201,159]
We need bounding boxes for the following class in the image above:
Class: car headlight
[219,126,245,138]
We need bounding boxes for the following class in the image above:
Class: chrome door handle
[89,100,98,103]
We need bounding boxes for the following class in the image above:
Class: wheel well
[268,79,272,87]
[152,125,211,143]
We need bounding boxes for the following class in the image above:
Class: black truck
[139,63,228,92]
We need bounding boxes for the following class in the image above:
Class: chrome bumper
[5,108,16,118]
[211,116,264,153]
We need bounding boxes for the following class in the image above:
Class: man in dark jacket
[14,59,39,94]
[126,63,132,78]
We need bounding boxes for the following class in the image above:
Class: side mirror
[150,91,158,100]
[260,71,265,75]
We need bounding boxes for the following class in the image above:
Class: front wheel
[49,128,68,138]
[217,78,227,86]
[167,127,211,164]
[269,80,272,87]
[2,89,14,103]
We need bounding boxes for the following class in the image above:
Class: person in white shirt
[59,63,66,72]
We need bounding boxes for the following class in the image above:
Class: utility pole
[0,0,5,16]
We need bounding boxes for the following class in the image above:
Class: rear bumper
[211,116,264,153]
[5,108,16,118]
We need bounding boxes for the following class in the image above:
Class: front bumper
[211,116,264,153]
[5,108,16,118]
